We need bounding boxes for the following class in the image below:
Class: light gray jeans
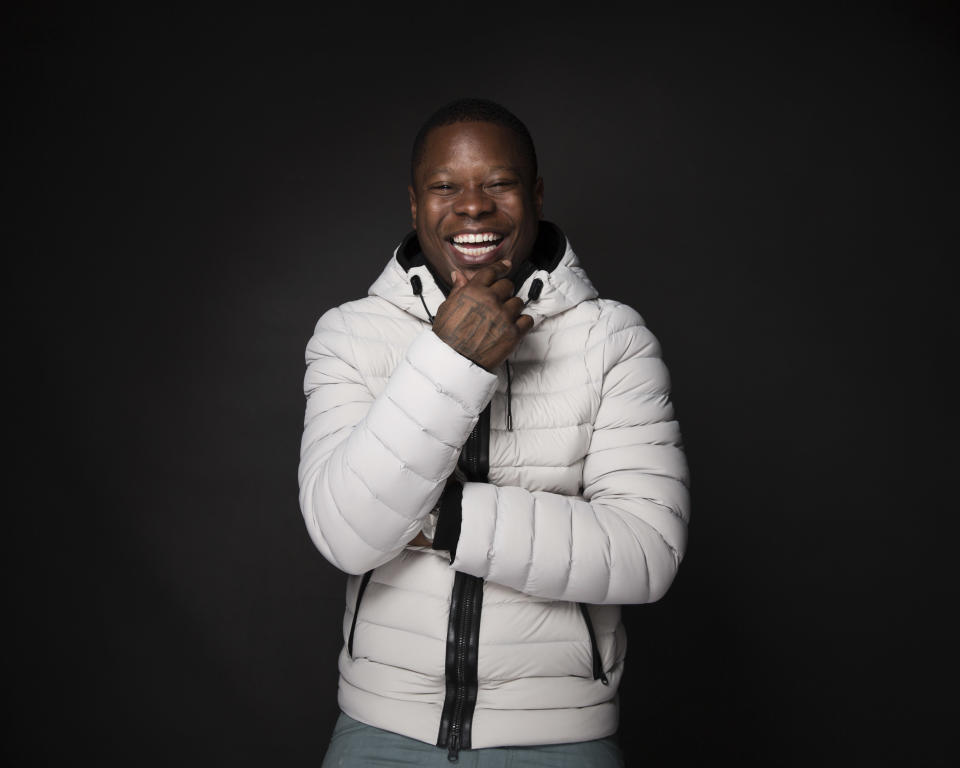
[321,712,626,767]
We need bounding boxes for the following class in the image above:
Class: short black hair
[410,97,538,186]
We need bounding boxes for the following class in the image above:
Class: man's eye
[431,183,454,192]
[487,181,516,190]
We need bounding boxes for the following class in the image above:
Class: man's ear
[534,177,544,218]
[408,185,417,229]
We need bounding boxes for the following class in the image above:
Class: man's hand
[433,260,534,370]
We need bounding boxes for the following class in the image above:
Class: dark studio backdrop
[5,3,956,766]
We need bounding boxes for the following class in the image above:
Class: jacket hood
[367,220,598,327]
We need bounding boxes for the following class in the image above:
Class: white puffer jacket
[298,223,690,751]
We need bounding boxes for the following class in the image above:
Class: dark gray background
[6,3,956,766]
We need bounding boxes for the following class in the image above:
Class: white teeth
[452,232,500,244]
[452,243,497,256]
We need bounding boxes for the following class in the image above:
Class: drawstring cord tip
[410,274,435,323]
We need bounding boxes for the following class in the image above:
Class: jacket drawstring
[525,278,543,304]
[506,278,543,432]
[505,361,513,432]
[410,275,434,323]
[413,274,544,434]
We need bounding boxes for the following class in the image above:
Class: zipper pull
[447,732,461,762]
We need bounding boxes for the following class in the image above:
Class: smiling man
[298,98,690,766]
[409,117,542,283]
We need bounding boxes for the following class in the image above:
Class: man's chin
[455,259,500,274]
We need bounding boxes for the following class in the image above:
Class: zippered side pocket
[347,570,374,659]
[578,603,609,685]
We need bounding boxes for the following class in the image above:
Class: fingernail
[502,260,512,267]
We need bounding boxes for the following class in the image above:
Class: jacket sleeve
[297,307,499,575]
[450,307,690,605]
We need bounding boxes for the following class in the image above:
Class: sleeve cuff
[431,479,464,563]
[409,330,499,416]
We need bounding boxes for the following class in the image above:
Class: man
[298,98,690,766]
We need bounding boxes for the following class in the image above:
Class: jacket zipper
[462,404,489,479]
[437,403,490,761]
[578,603,609,685]
[443,571,482,761]
[448,584,469,761]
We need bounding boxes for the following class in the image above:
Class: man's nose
[454,185,495,218]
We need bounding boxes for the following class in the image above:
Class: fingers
[515,313,534,334]
[468,260,512,286]
[502,296,525,317]
[490,278,515,302]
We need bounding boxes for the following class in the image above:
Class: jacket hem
[337,675,618,750]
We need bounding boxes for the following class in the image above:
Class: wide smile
[446,231,507,264]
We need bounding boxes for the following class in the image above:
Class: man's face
[409,121,543,286]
